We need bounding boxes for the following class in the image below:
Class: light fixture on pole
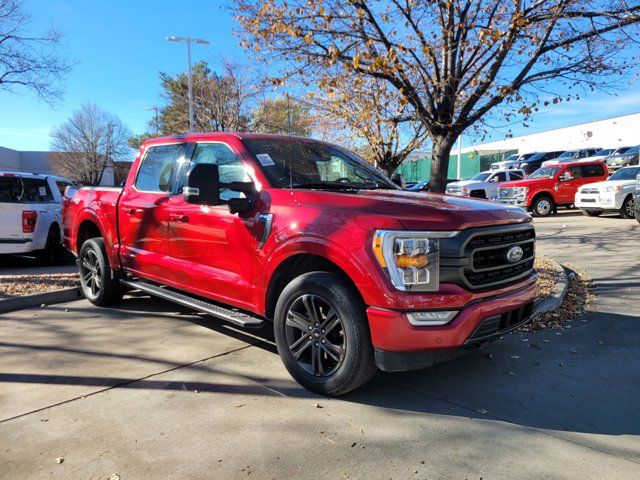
[166,35,210,133]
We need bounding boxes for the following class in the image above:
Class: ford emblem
[506,245,524,263]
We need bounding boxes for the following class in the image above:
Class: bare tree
[51,104,132,186]
[311,76,428,174]
[236,0,640,191]
[0,0,70,102]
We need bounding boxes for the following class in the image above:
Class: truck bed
[62,186,123,259]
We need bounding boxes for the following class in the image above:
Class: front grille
[499,188,516,198]
[439,224,536,291]
[462,226,535,289]
[465,301,534,345]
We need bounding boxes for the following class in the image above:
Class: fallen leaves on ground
[520,258,596,332]
[0,273,78,299]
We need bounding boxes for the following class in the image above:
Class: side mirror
[391,173,406,189]
[559,173,573,182]
[183,163,220,205]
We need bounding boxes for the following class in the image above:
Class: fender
[254,232,377,313]
[73,204,119,267]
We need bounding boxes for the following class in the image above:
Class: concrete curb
[534,257,569,316]
[0,287,82,314]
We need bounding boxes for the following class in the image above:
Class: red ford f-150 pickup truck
[63,133,538,395]
[496,160,609,217]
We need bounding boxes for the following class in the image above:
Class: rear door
[580,163,607,185]
[0,176,25,243]
[118,143,186,280]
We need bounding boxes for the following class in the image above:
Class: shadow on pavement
[2,294,639,440]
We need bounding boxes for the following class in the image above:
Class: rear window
[0,177,54,203]
[136,144,185,192]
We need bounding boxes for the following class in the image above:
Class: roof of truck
[141,132,317,148]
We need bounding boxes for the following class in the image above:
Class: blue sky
[1,0,639,153]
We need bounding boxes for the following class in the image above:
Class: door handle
[170,214,189,223]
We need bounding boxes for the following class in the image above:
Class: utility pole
[166,36,210,133]
[146,106,160,135]
[457,134,462,180]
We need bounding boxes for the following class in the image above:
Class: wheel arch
[264,253,365,321]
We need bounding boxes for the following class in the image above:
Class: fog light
[406,310,458,326]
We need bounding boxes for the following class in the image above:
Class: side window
[581,164,605,177]
[136,144,184,192]
[509,171,523,180]
[21,178,54,203]
[190,143,249,200]
[565,166,582,179]
[492,172,507,182]
[0,177,22,202]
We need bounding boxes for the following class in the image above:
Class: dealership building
[0,146,130,186]
[397,112,640,181]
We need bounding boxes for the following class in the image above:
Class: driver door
[556,165,583,203]
[164,141,259,310]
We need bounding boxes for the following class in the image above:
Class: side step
[121,279,264,329]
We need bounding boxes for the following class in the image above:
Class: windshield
[558,150,578,159]
[242,138,397,190]
[595,148,615,156]
[529,166,561,178]
[624,145,640,155]
[504,154,518,162]
[470,172,491,181]
[526,152,547,162]
[609,167,640,181]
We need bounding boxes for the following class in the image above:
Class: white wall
[462,112,640,154]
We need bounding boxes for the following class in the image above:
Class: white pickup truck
[0,171,74,263]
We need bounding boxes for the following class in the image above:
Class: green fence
[396,149,518,182]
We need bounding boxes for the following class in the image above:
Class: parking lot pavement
[1,211,639,479]
[0,255,77,276]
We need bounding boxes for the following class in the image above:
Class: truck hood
[580,179,636,190]
[499,177,553,189]
[447,179,482,188]
[290,189,531,231]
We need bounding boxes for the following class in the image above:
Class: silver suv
[446,169,525,199]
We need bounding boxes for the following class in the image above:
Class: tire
[36,226,62,266]
[273,272,377,396]
[620,195,635,219]
[582,209,603,217]
[79,238,124,306]
[531,196,555,217]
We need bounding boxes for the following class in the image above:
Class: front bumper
[575,193,622,210]
[367,277,538,371]
[497,197,528,208]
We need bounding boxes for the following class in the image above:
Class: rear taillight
[22,211,38,233]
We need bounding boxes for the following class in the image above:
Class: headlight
[372,230,459,291]
[602,185,622,193]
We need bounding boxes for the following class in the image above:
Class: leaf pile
[520,258,596,332]
[0,273,79,299]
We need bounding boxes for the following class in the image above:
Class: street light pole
[166,35,210,133]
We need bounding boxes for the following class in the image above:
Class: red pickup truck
[496,160,609,216]
[63,133,538,395]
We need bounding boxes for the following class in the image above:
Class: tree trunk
[430,134,456,193]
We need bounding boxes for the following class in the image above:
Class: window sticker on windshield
[39,186,47,197]
[256,153,275,167]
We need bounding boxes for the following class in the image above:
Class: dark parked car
[519,151,564,175]
[406,178,459,192]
